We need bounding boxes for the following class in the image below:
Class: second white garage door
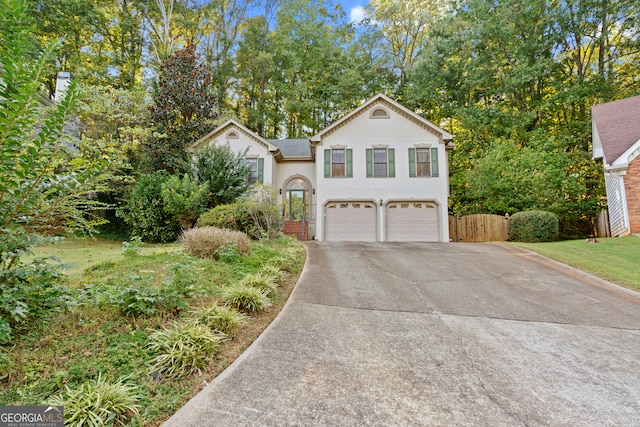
[325,202,377,241]
[386,201,439,242]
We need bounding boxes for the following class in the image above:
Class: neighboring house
[190,94,454,242]
[592,95,640,236]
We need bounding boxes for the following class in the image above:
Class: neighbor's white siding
[604,171,629,236]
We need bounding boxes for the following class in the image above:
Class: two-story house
[190,94,454,242]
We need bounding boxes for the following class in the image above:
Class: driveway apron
[163,242,640,426]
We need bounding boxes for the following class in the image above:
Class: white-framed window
[323,148,352,178]
[366,147,395,178]
[409,147,439,178]
[242,157,264,184]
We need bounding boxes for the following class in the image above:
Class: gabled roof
[592,95,640,166]
[309,93,454,143]
[189,119,280,153]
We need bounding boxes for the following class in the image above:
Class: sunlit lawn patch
[509,236,640,290]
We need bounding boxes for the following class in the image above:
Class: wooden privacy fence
[449,214,510,242]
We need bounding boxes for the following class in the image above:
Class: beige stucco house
[191,94,454,242]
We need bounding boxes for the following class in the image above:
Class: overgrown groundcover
[508,235,640,290]
[0,235,305,426]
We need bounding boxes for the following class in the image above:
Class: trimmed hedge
[509,210,559,242]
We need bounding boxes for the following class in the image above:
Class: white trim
[189,119,280,153]
[310,93,454,143]
[591,117,604,160]
[609,138,640,170]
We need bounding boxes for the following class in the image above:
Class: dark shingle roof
[592,95,640,163]
[268,139,311,158]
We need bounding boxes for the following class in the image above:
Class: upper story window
[324,148,352,178]
[409,147,439,178]
[374,149,387,177]
[366,147,395,178]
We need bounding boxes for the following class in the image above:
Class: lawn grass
[509,235,640,290]
[1,236,305,426]
[25,237,177,280]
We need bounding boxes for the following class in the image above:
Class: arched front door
[284,177,311,240]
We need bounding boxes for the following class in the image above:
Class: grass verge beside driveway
[509,236,640,290]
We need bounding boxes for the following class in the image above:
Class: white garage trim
[325,201,377,241]
[385,201,439,242]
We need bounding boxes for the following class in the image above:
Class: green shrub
[117,171,181,243]
[147,322,225,379]
[221,285,271,313]
[121,236,143,257]
[107,255,199,317]
[49,373,141,427]
[162,252,200,310]
[509,210,559,242]
[192,144,252,208]
[238,273,279,299]
[197,203,254,235]
[161,174,210,229]
[0,258,69,343]
[180,227,250,260]
[191,304,247,337]
[241,184,284,239]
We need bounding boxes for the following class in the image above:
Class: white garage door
[325,202,377,241]
[386,202,439,242]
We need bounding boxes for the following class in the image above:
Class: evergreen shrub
[196,203,254,235]
[509,210,559,242]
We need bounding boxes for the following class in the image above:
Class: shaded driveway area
[164,242,640,426]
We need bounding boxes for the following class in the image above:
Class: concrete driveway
[164,242,640,426]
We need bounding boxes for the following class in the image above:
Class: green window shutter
[431,147,439,177]
[258,158,264,183]
[408,148,416,177]
[324,149,331,178]
[388,148,395,178]
[346,149,353,178]
[239,158,245,168]
[366,149,373,178]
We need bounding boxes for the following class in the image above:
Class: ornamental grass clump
[180,227,250,260]
[147,322,225,379]
[221,284,271,313]
[191,304,247,337]
[49,373,141,427]
[259,264,289,285]
[238,273,279,299]
[509,210,559,242]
